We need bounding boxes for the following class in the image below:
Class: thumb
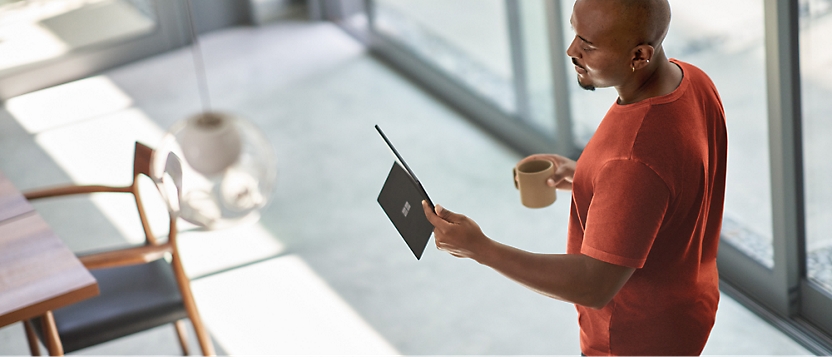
[548,164,571,187]
[435,205,463,223]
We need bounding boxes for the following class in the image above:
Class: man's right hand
[516,154,576,191]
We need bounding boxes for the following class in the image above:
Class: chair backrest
[133,141,154,179]
[128,144,214,355]
[132,141,168,247]
[22,141,215,355]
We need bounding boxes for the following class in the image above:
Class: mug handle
[512,167,519,189]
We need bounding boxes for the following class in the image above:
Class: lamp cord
[184,0,212,112]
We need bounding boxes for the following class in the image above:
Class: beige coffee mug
[513,159,557,208]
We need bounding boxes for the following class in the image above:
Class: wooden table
[0,171,99,355]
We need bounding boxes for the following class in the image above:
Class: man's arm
[422,201,635,309]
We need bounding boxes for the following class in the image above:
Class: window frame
[324,0,832,352]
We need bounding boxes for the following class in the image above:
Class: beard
[571,58,595,91]
[577,75,595,91]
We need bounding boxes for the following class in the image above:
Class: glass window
[800,0,832,293]
[518,0,556,134]
[559,0,773,267]
[558,0,617,147]
[373,0,515,113]
[668,0,773,268]
[0,0,157,75]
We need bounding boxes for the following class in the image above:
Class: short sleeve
[581,159,670,268]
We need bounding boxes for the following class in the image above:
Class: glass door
[663,0,777,298]
[552,0,787,320]
[344,0,832,351]
[800,0,832,339]
[365,0,569,156]
[333,0,832,351]
[373,0,514,112]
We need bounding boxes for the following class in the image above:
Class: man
[421,0,727,355]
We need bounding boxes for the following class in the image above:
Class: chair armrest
[24,185,133,200]
[24,185,132,200]
[80,243,173,270]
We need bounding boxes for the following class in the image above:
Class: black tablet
[375,125,434,260]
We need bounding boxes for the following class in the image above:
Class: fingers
[422,200,444,227]
[560,161,576,176]
[548,166,567,187]
[549,160,576,186]
[421,200,465,224]
[435,205,464,223]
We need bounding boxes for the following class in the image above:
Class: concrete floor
[0,20,815,355]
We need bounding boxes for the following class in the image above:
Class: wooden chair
[21,142,215,356]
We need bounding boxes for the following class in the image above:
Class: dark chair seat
[34,259,187,353]
[24,142,214,355]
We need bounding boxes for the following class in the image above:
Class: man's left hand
[421,200,493,260]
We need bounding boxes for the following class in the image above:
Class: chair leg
[170,255,215,356]
[41,311,64,356]
[174,320,191,356]
[23,320,41,356]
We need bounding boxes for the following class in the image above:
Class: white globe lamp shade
[151,111,277,230]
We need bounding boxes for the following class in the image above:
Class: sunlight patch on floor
[178,221,286,279]
[0,21,68,72]
[0,0,154,73]
[32,107,164,243]
[7,73,398,354]
[191,254,400,355]
[5,76,132,133]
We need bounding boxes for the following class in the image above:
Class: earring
[632,65,635,72]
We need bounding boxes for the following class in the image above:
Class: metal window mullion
[365,0,375,29]
[544,0,576,158]
[764,0,805,316]
[505,0,531,122]
[308,0,324,21]
[309,0,347,21]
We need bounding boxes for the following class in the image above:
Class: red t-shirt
[567,60,727,356]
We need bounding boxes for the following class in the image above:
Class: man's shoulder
[671,59,704,76]
[672,59,719,91]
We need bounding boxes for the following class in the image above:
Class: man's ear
[632,45,655,70]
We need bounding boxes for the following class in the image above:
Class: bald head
[568,0,679,96]
[576,0,671,49]
[619,0,671,47]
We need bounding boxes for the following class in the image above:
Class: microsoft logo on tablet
[402,201,411,217]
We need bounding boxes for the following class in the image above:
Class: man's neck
[615,52,683,105]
